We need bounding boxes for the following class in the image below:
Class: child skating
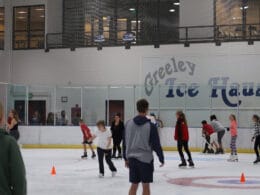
[174,110,194,168]
[91,120,117,178]
[79,119,96,159]
[227,114,238,162]
[201,120,218,154]
[252,114,260,164]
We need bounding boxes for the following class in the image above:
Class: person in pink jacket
[228,114,238,162]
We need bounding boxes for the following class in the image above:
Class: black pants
[97,147,117,175]
[177,141,192,162]
[204,135,211,152]
[10,130,20,141]
[254,135,260,158]
[112,137,122,156]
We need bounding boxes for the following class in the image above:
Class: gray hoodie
[123,115,164,164]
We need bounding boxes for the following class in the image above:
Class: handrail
[46,23,260,49]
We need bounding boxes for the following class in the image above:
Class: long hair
[11,109,19,122]
[176,110,187,125]
[230,114,236,121]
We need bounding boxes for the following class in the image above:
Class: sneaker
[178,161,187,168]
[253,157,260,164]
[91,153,96,159]
[99,174,104,178]
[117,154,122,159]
[112,171,117,177]
[188,159,195,167]
[111,155,116,159]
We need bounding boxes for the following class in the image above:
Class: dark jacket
[0,129,27,195]
[174,119,189,141]
[123,116,164,164]
[111,120,124,140]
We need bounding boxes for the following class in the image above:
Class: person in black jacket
[111,113,124,159]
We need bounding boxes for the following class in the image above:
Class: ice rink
[22,149,260,195]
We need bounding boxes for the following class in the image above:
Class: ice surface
[22,149,260,195]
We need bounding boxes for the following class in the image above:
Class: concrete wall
[10,42,260,85]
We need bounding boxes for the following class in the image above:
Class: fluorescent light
[240,6,249,10]
[131,20,141,23]
[169,9,175,12]
[129,8,135,11]
[35,8,44,11]
[40,15,45,18]
[17,16,26,19]
[18,11,27,14]
[174,2,180,5]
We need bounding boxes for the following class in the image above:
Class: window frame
[13,4,45,50]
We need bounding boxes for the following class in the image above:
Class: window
[0,7,4,50]
[13,5,45,49]
[215,0,260,39]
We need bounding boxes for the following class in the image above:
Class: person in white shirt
[91,120,117,178]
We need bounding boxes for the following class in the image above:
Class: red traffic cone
[240,173,246,183]
[51,166,56,176]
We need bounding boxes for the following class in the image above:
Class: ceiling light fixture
[18,11,27,14]
[129,8,135,11]
[174,2,180,5]
[35,8,44,11]
[169,9,175,12]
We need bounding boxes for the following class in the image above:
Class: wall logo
[144,57,260,107]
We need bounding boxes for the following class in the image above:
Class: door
[106,100,124,125]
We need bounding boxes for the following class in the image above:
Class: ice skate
[81,152,88,159]
[178,159,187,168]
[188,159,195,168]
[253,157,260,164]
[227,155,238,162]
[91,152,96,159]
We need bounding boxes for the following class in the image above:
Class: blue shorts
[128,158,154,184]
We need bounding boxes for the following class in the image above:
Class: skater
[201,120,218,154]
[174,110,194,168]
[91,120,117,178]
[111,113,124,159]
[7,109,20,141]
[0,102,27,195]
[227,114,238,162]
[123,99,164,195]
[79,119,96,159]
[210,115,226,154]
[252,114,260,164]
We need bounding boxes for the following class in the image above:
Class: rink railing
[0,82,259,128]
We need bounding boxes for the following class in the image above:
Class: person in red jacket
[201,120,218,154]
[79,119,96,159]
[174,110,194,168]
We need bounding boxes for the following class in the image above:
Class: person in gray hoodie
[123,99,164,195]
[210,115,226,154]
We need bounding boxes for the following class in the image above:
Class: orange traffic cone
[51,166,56,176]
[240,173,246,183]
